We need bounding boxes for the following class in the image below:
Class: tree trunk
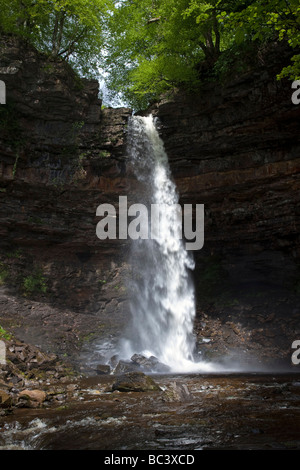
[52,11,65,56]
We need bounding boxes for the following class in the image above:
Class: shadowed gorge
[0,31,300,451]
[0,35,299,368]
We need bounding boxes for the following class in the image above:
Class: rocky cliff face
[0,35,133,365]
[150,43,300,366]
[0,36,299,369]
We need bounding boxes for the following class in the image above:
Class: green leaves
[103,0,224,108]
[226,0,300,79]
[0,0,112,77]
[1,0,299,106]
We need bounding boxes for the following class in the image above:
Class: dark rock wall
[0,36,133,357]
[150,45,300,364]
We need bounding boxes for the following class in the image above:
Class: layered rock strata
[0,36,133,359]
[150,44,300,365]
[0,36,299,367]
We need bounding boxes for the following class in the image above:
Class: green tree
[0,0,113,76]
[183,0,222,67]
[1,0,299,106]
[226,0,300,79]
[103,0,248,108]
[104,0,300,108]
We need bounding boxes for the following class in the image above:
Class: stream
[1,372,300,450]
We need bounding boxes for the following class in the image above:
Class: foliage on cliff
[0,0,299,107]
[103,0,300,108]
[0,0,112,76]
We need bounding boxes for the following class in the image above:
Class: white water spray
[121,115,214,373]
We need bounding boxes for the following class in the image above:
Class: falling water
[121,115,214,373]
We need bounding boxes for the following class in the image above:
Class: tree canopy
[102,0,300,108]
[0,0,299,108]
[0,0,113,76]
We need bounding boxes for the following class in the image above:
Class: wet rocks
[113,360,140,375]
[162,382,193,403]
[111,354,171,376]
[18,389,46,408]
[95,364,111,375]
[7,342,58,372]
[95,353,171,378]
[0,334,80,411]
[3,337,74,383]
[109,355,120,370]
[130,354,171,373]
[111,372,161,393]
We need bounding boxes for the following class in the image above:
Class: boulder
[162,382,193,402]
[0,389,12,408]
[113,360,140,375]
[111,372,161,392]
[109,355,120,370]
[95,364,111,375]
[130,354,171,373]
[18,389,46,408]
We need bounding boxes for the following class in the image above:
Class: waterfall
[121,115,214,373]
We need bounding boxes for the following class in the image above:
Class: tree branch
[147,17,161,24]
[58,27,88,58]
